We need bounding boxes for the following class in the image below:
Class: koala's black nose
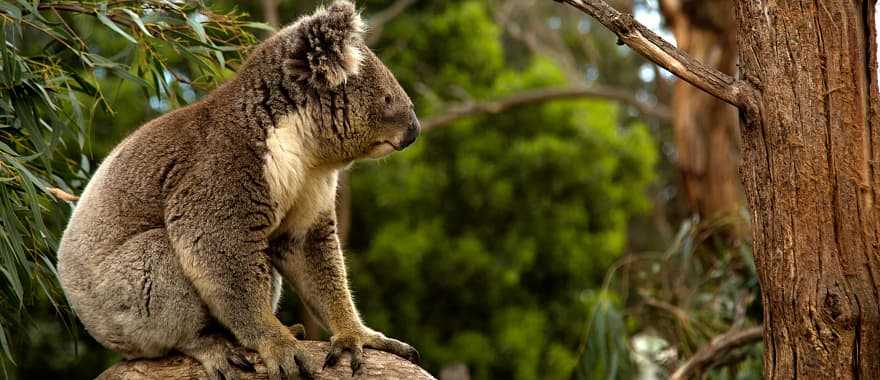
[401,109,420,148]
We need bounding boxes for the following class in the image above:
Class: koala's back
[57,101,215,331]
[60,104,203,254]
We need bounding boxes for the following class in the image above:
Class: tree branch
[365,0,417,46]
[669,326,763,380]
[261,0,280,30]
[48,187,80,202]
[552,0,755,109]
[97,340,436,380]
[422,85,671,131]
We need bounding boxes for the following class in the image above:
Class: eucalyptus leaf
[122,8,153,37]
[97,11,138,44]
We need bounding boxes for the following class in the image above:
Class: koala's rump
[57,112,208,356]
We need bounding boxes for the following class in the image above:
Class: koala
[56,2,420,379]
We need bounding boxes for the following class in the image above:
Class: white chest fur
[263,114,338,237]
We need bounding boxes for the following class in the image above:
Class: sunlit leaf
[97,9,138,44]
[122,8,153,38]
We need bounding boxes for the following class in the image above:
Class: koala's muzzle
[401,109,420,149]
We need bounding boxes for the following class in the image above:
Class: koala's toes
[263,349,313,380]
[281,358,314,380]
[201,360,242,380]
[349,347,366,376]
[263,358,291,380]
[288,323,307,340]
[217,366,242,380]
[322,345,342,369]
[403,346,421,364]
[294,352,315,380]
[226,347,255,372]
[365,335,420,364]
[324,334,366,376]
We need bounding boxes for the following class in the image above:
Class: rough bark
[659,0,742,219]
[734,1,880,377]
[97,340,435,380]
[555,0,880,377]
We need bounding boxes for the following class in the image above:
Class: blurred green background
[0,1,762,379]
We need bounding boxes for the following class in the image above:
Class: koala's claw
[226,348,255,372]
[288,323,306,340]
[364,334,420,364]
[257,335,314,380]
[323,334,366,376]
[350,354,364,376]
[294,354,315,380]
[324,330,419,376]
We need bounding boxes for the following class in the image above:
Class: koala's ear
[285,0,365,88]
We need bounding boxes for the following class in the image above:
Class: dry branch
[97,340,435,380]
[553,0,754,109]
[422,85,671,131]
[48,187,80,201]
[669,326,763,380]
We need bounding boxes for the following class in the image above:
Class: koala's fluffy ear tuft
[285,0,366,88]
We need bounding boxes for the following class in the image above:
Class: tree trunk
[660,0,742,220]
[97,340,435,380]
[553,0,880,376]
[735,1,880,377]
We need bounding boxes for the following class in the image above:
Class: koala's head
[272,0,419,165]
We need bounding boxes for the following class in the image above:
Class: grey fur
[57,2,419,379]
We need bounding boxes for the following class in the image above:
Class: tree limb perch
[97,340,435,380]
[553,0,755,110]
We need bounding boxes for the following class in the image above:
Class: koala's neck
[262,111,338,233]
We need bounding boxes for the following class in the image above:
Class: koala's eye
[384,95,392,104]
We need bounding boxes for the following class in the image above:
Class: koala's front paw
[255,335,314,380]
[323,329,420,376]
[364,332,420,364]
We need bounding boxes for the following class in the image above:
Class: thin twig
[669,325,763,380]
[48,187,80,202]
[552,0,756,109]
[36,3,135,28]
[422,85,671,130]
[643,297,694,324]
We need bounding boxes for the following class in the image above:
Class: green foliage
[0,0,263,374]
[606,217,763,380]
[347,3,657,379]
[574,291,638,380]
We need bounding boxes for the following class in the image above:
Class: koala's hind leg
[100,228,257,379]
[63,228,205,358]
[68,228,238,368]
